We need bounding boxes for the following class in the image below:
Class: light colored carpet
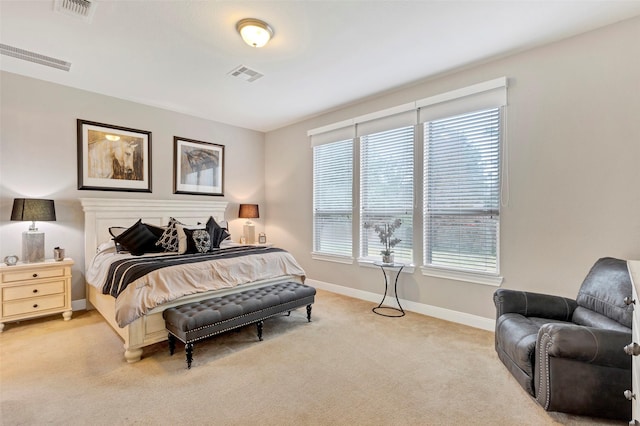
[0,289,623,425]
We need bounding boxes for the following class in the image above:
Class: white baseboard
[72,299,87,311]
[71,282,496,331]
[306,278,495,332]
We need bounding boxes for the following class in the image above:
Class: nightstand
[0,258,74,332]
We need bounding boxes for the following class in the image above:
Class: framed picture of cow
[77,119,152,192]
[173,137,224,196]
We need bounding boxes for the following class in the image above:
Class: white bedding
[86,242,306,327]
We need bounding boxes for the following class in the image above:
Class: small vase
[382,254,394,264]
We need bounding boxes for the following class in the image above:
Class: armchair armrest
[493,289,576,320]
[536,323,631,369]
[534,322,632,418]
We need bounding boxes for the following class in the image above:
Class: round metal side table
[372,261,405,317]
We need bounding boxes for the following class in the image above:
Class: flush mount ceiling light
[236,18,274,48]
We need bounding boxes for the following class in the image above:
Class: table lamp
[238,204,259,244]
[11,198,56,263]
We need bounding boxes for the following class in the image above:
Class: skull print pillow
[192,229,211,253]
[183,227,211,253]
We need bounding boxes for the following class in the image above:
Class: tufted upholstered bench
[163,281,316,368]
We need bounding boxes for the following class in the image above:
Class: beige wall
[264,16,640,320]
[0,72,266,300]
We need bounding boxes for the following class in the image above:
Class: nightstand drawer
[3,294,65,317]
[3,280,65,301]
[2,266,66,283]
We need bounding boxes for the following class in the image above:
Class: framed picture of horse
[77,119,152,192]
[173,137,224,196]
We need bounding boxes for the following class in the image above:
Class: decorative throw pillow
[205,216,230,249]
[184,228,211,253]
[145,223,166,239]
[108,226,127,238]
[113,219,159,256]
[205,216,217,238]
[109,226,128,253]
[156,217,184,252]
[142,223,166,254]
[176,224,207,254]
[211,227,231,249]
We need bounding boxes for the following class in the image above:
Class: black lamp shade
[11,199,56,222]
[238,204,259,219]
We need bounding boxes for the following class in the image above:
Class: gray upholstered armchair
[493,257,633,420]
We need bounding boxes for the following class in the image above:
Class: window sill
[311,252,354,265]
[420,266,503,287]
[309,255,501,285]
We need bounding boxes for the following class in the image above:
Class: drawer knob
[624,296,635,305]
[32,273,38,278]
[625,390,636,400]
[32,289,38,293]
[32,304,38,309]
[624,343,640,356]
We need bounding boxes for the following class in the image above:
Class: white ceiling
[1,1,640,132]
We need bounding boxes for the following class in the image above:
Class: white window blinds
[423,108,501,274]
[360,126,414,263]
[313,139,353,257]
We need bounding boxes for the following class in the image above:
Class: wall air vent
[227,65,264,83]
[54,0,96,22]
[0,44,71,72]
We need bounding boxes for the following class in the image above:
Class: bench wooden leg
[307,304,312,322]
[257,320,264,341]
[185,343,194,369]
[168,333,176,356]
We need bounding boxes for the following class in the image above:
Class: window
[423,108,501,274]
[309,77,507,284]
[313,139,353,258]
[360,126,414,263]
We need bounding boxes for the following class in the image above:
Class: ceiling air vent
[228,65,264,83]
[54,0,97,22]
[0,44,71,72]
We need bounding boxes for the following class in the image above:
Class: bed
[81,198,305,363]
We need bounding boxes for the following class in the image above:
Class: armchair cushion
[571,306,631,332]
[575,257,632,328]
[493,289,576,320]
[495,314,571,394]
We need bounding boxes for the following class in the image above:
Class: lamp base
[243,223,256,244]
[22,231,45,263]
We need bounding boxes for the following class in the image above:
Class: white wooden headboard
[80,198,228,272]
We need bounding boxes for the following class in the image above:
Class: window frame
[358,125,415,265]
[308,77,507,286]
[421,108,503,285]
[311,138,354,262]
